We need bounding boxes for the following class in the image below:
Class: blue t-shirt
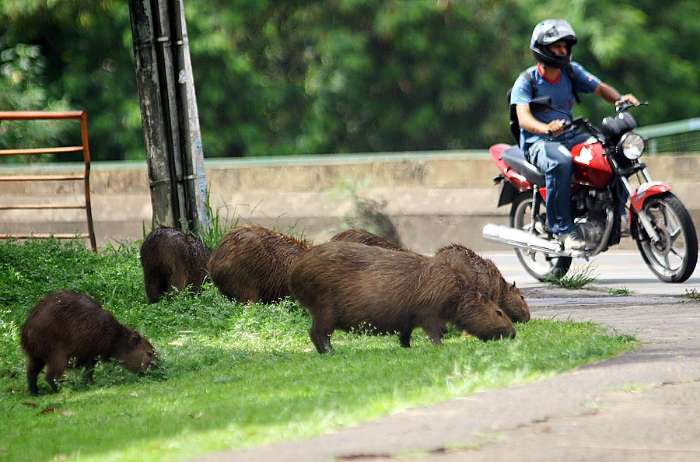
[510,62,600,150]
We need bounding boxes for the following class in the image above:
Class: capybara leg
[423,321,446,345]
[237,286,260,303]
[81,359,97,384]
[45,352,67,392]
[26,357,45,396]
[399,329,413,348]
[144,274,165,304]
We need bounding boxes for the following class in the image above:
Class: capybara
[20,291,156,395]
[208,225,309,303]
[434,244,530,322]
[330,228,403,251]
[289,241,515,353]
[140,227,210,303]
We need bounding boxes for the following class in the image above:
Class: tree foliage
[1,0,699,161]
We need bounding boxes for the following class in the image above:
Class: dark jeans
[527,133,628,235]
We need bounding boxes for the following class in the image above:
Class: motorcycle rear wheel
[633,192,698,283]
[510,192,572,281]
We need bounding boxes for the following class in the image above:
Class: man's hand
[545,119,567,136]
[616,94,640,107]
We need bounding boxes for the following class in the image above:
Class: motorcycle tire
[633,192,698,283]
[510,192,572,282]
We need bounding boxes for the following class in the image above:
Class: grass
[0,239,636,462]
[608,287,632,296]
[545,264,598,289]
[685,288,700,301]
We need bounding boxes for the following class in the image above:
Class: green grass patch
[608,287,632,296]
[0,239,636,462]
[545,264,598,289]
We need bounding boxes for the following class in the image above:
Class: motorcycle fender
[630,181,672,212]
[497,181,518,207]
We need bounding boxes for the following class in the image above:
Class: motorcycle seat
[501,146,545,186]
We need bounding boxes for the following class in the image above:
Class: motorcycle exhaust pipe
[482,223,570,256]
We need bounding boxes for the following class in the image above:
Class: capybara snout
[118,333,157,374]
[435,244,530,323]
[20,291,157,395]
[455,297,517,341]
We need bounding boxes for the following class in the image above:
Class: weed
[545,264,597,289]
[685,288,700,300]
[608,287,632,296]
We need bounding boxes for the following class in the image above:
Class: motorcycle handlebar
[615,100,649,114]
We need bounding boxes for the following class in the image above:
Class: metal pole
[172,0,210,232]
[128,0,209,232]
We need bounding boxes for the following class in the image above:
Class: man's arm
[516,104,567,136]
[595,82,640,106]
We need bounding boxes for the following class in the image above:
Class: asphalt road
[195,251,700,462]
[489,250,700,295]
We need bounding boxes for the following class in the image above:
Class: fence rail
[0,111,97,250]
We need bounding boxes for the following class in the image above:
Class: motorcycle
[483,101,698,283]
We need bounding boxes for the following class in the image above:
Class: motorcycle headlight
[619,132,645,160]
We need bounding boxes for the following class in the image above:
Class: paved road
[195,251,700,462]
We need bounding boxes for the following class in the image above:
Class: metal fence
[637,118,700,154]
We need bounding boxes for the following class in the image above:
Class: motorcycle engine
[573,189,616,249]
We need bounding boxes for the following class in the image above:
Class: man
[510,19,639,250]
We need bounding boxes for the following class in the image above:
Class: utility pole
[128,0,209,233]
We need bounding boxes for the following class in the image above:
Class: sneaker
[558,228,586,251]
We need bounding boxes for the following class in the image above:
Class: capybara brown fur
[289,242,515,353]
[208,225,309,303]
[20,291,156,395]
[434,244,530,323]
[330,228,403,251]
[140,227,210,303]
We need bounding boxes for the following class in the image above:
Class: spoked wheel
[510,192,571,281]
[634,192,698,282]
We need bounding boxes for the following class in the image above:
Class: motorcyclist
[510,19,639,250]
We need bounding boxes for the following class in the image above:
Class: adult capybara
[140,227,210,303]
[20,291,156,395]
[208,225,309,303]
[330,228,404,251]
[434,244,530,323]
[289,241,515,353]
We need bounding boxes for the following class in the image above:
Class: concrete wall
[1,151,699,254]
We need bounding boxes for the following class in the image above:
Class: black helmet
[530,19,577,68]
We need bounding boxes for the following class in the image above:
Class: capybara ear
[128,332,142,348]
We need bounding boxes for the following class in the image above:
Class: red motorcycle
[483,102,698,282]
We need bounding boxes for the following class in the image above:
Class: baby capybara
[20,291,156,395]
[289,241,515,353]
[140,227,210,303]
[208,225,309,303]
[330,228,403,251]
[434,244,530,323]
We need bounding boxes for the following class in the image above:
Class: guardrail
[0,111,97,250]
[637,118,700,154]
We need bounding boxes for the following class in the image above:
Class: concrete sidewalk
[194,284,700,462]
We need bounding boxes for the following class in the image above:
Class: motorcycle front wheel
[510,192,572,281]
[633,192,698,283]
